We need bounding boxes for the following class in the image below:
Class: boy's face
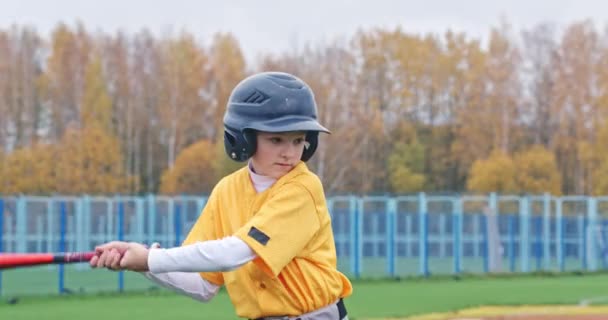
[251,131,307,179]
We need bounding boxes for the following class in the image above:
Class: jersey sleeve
[234,182,321,277]
[181,188,225,286]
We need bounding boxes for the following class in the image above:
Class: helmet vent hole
[244,90,269,104]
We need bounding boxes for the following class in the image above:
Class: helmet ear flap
[243,130,257,156]
[224,127,256,162]
[301,132,319,162]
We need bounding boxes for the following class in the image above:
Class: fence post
[47,199,54,253]
[386,197,396,278]
[418,192,428,277]
[485,192,500,273]
[482,213,489,273]
[147,194,156,245]
[349,196,361,279]
[543,193,551,270]
[82,195,91,255]
[586,197,598,271]
[556,198,564,272]
[452,197,462,275]
[118,200,125,292]
[76,197,85,254]
[508,213,516,272]
[520,196,530,273]
[58,201,66,294]
[16,196,26,253]
[174,197,182,247]
[168,197,175,248]
[136,197,145,244]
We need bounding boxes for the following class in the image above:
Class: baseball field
[2,270,608,319]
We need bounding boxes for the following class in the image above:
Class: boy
[92,72,352,320]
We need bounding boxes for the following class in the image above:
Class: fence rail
[2,193,608,295]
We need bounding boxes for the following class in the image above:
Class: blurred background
[3,1,608,319]
[0,0,607,196]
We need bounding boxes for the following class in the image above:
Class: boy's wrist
[147,247,161,273]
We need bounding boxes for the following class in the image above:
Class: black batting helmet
[223,71,330,162]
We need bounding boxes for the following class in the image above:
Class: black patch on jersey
[248,226,270,246]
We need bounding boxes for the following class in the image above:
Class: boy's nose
[281,144,297,159]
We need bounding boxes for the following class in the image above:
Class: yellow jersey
[182,162,352,319]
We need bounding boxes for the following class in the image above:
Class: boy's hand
[90,241,130,270]
[119,242,150,272]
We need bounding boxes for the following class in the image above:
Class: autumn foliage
[159,139,220,195]
[1,20,608,195]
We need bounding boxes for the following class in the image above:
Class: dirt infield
[391,305,608,320]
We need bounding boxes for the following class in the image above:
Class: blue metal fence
[2,193,608,295]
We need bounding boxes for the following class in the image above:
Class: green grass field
[2,271,608,320]
[0,257,588,296]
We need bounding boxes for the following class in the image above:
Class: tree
[593,163,608,195]
[208,33,246,140]
[102,31,138,192]
[521,23,559,147]
[484,22,522,153]
[1,26,45,149]
[0,143,56,195]
[131,30,163,193]
[467,150,517,193]
[160,139,219,195]
[158,32,210,170]
[449,34,490,190]
[551,21,599,194]
[513,145,562,195]
[81,55,113,132]
[54,126,134,194]
[591,118,608,195]
[41,22,91,141]
[387,140,426,193]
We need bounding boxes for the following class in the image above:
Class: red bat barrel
[0,252,96,270]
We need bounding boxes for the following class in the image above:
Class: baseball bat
[0,252,96,270]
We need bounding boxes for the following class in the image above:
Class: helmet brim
[244,116,331,134]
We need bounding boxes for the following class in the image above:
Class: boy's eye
[294,138,304,144]
[269,137,281,143]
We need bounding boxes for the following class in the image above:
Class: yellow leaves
[159,139,221,195]
[5,22,608,195]
[513,145,562,195]
[81,55,113,132]
[209,32,246,138]
[211,33,245,79]
[0,126,134,195]
[590,120,608,195]
[0,143,56,195]
[467,150,517,194]
[387,141,426,193]
[54,126,134,194]
[467,146,561,195]
[158,33,211,151]
[593,162,608,195]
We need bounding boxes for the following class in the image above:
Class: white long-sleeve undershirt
[142,161,275,302]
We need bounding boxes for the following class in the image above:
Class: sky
[1,0,607,64]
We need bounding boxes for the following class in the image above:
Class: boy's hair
[223,72,330,162]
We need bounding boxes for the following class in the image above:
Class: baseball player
[91,72,352,320]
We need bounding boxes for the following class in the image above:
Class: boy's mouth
[275,163,291,167]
